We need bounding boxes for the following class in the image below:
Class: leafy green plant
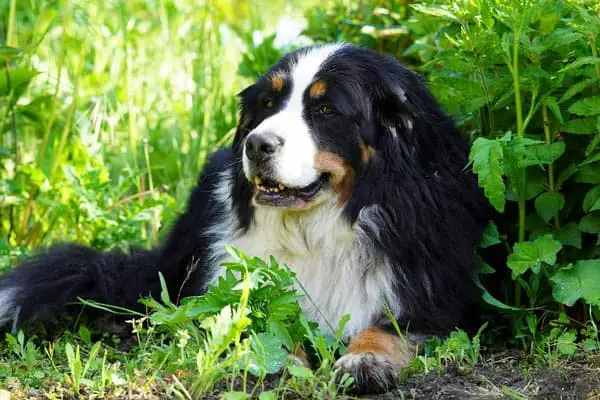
[4,330,40,370]
[64,341,103,396]
[304,0,600,353]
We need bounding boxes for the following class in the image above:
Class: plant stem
[6,0,16,47]
[542,106,560,229]
[512,23,526,307]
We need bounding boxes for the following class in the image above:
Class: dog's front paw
[333,351,400,394]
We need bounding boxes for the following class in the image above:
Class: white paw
[333,351,400,394]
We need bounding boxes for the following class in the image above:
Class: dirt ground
[384,351,600,400]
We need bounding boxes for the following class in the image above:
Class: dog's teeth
[278,184,285,190]
[254,177,262,185]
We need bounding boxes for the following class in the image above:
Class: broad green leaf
[556,163,578,189]
[575,164,600,184]
[507,235,562,277]
[583,185,600,213]
[479,221,501,248]
[223,392,249,400]
[568,96,600,116]
[534,192,565,222]
[469,137,505,212]
[253,333,288,375]
[258,392,277,400]
[579,213,600,233]
[552,260,600,306]
[287,365,314,379]
[562,117,598,134]
[555,223,582,249]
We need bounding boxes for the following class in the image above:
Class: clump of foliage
[305,0,600,354]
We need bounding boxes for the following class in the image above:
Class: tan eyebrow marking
[270,72,286,91]
[309,79,327,98]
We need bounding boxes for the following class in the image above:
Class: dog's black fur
[0,44,490,393]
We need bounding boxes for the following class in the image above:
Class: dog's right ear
[237,84,259,130]
[232,83,259,154]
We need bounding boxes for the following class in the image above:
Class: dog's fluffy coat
[0,44,489,393]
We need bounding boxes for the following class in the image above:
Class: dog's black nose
[245,133,283,163]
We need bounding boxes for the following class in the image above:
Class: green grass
[2,0,600,398]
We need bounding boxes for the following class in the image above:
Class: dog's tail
[0,243,168,333]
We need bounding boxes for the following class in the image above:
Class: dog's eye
[318,105,334,115]
[264,98,275,109]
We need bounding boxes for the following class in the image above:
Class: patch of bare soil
[376,351,600,400]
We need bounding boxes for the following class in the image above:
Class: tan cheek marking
[271,73,285,91]
[314,151,355,204]
[309,79,327,98]
[346,327,415,366]
[360,141,376,163]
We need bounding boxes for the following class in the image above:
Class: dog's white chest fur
[208,176,399,337]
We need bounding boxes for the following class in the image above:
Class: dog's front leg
[333,327,415,394]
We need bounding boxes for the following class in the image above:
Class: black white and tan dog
[0,43,489,393]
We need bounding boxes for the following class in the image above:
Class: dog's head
[232,44,459,212]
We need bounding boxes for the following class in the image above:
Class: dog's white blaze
[207,172,401,338]
[243,44,345,188]
[0,288,16,325]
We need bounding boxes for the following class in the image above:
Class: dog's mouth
[253,174,330,208]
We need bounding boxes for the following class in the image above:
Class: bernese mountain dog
[0,43,489,393]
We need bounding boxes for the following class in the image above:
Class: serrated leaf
[543,97,563,123]
[579,212,600,233]
[469,137,506,212]
[534,192,565,222]
[562,117,598,134]
[479,221,501,248]
[410,4,458,21]
[560,56,600,72]
[583,185,600,213]
[559,78,598,104]
[552,260,600,306]
[556,331,578,355]
[507,235,562,277]
[568,96,600,116]
[520,142,565,166]
[544,29,584,48]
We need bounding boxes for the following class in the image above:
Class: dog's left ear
[378,84,415,137]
